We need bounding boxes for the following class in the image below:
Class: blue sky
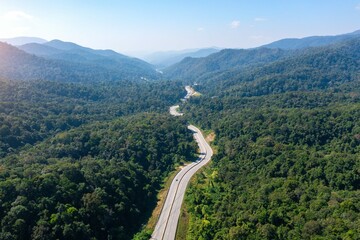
[0,0,360,54]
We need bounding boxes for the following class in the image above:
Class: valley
[1,23,360,240]
[152,86,212,240]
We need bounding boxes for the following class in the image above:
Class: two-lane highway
[151,125,213,240]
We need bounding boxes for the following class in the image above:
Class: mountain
[144,48,220,68]
[17,40,159,80]
[262,29,360,50]
[0,41,159,82]
[18,43,63,56]
[347,29,360,35]
[164,30,360,83]
[42,40,134,60]
[0,37,47,46]
[192,38,360,97]
[164,47,290,81]
[43,39,88,51]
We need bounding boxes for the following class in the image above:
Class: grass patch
[204,130,215,143]
[176,201,190,240]
[175,129,216,239]
[176,162,214,240]
[202,129,218,154]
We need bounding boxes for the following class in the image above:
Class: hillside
[183,100,360,239]
[0,79,186,157]
[164,47,290,81]
[0,76,193,239]
[18,43,63,55]
[0,113,196,239]
[193,38,360,97]
[0,37,47,45]
[263,29,360,49]
[164,30,360,83]
[0,42,159,82]
[18,40,159,80]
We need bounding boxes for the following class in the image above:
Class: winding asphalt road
[169,105,184,116]
[151,125,213,240]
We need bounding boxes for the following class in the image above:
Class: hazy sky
[1,0,360,54]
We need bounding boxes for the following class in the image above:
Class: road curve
[151,125,213,240]
[169,105,183,116]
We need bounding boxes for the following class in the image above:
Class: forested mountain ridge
[23,40,156,78]
[0,41,159,82]
[164,30,360,85]
[18,43,63,56]
[0,37,47,46]
[194,37,360,97]
[262,29,360,49]
[164,47,290,81]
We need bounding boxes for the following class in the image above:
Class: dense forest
[18,40,160,80]
[191,38,360,97]
[182,101,360,239]
[177,38,360,239]
[0,79,185,157]
[163,48,290,81]
[0,113,196,239]
[0,42,159,82]
[1,31,360,240]
[164,31,360,83]
[0,76,199,239]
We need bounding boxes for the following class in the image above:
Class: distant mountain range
[0,41,159,82]
[17,40,158,79]
[0,39,160,82]
[164,29,360,81]
[0,37,47,46]
[143,48,221,68]
[197,38,360,97]
[164,47,290,81]
[1,29,360,83]
[262,30,360,50]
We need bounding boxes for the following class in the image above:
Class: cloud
[254,17,267,22]
[2,11,34,21]
[230,20,240,29]
[197,27,205,32]
[356,4,360,10]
